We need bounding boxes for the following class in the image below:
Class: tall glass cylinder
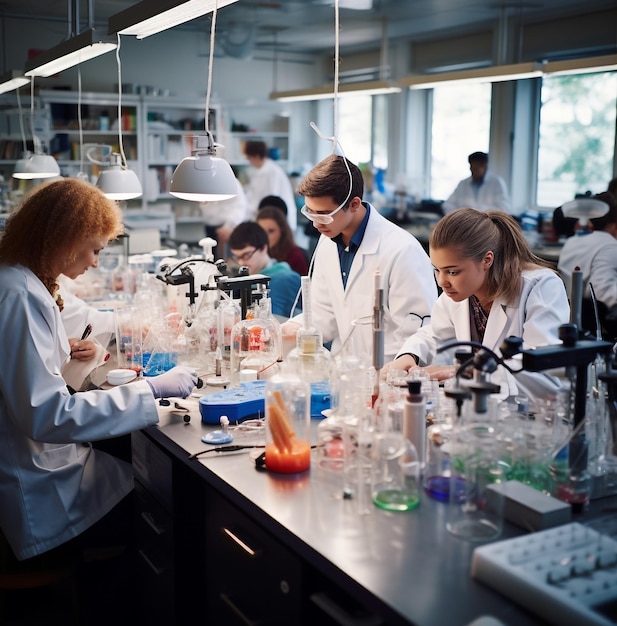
[265,372,311,474]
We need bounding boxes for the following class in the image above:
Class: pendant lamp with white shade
[169,0,236,202]
[96,152,143,200]
[13,77,60,180]
[95,34,142,200]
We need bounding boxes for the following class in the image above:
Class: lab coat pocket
[35,442,87,470]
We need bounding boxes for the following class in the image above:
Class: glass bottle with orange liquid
[264,370,311,474]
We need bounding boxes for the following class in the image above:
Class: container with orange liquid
[265,373,311,474]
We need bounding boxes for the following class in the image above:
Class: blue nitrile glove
[146,366,198,399]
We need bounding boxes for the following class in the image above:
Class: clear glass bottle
[423,381,466,502]
[265,369,311,474]
[316,334,367,472]
[230,297,281,385]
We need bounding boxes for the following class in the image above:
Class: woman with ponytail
[385,208,570,400]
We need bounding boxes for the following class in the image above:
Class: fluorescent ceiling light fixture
[170,134,237,202]
[13,153,60,179]
[24,29,116,78]
[108,0,239,39]
[399,62,544,90]
[321,0,372,8]
[0,70,29,95]
[270,80,401,102]
[543,54,617,76]
[96,153,143,200]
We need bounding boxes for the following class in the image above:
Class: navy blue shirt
[333,203,370,289]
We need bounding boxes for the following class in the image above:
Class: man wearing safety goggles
[283,154,437,365]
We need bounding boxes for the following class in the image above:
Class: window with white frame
[430,82,491,201]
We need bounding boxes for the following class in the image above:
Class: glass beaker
[115,305,144,373]
[446,422,504,542]
[265,371,311,474]
[371,432,421,512]
[343,410,374,515]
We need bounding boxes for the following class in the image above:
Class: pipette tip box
[199,380,331,424]
[200,380,267,424]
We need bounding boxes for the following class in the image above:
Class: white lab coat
[0,264,159,560]
[558,230,617,309]
[58,275,116,348]
[397,268,570,401]
[200,178,253,227]
[245,158,297,232]
[293,204,438,365]
[442,171,510,214]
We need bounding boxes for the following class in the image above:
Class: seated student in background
[558,191,617,339]
[257,205,309,275]
[383,208,570,401]
[229,221,302,318]
[258,194,290,217]
[283,154,437,366]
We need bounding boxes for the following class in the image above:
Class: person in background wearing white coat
[244,140,297,234]
[0,178,196,574]
[442,151,510,214]
[283,154,438,365]
[558,191,617,340]
[199,176,252,258]
[384,208,570,401]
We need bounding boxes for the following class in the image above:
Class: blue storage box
[199,380,267,424]
[199,380,331,424]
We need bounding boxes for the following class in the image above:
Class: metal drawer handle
[221,526,261,557]
[310,592,383,626]
[140,510,166,536]
[137,549,166,576]
[220,592,260,626]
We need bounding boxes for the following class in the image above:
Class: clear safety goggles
[300,200,346,225]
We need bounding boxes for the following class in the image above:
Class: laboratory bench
[129,392,617,626]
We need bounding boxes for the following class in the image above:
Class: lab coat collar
[451,295,509,352]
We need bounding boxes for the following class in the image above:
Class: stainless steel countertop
[141,388,613,626]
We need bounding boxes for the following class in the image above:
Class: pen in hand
[70,324,94,359]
